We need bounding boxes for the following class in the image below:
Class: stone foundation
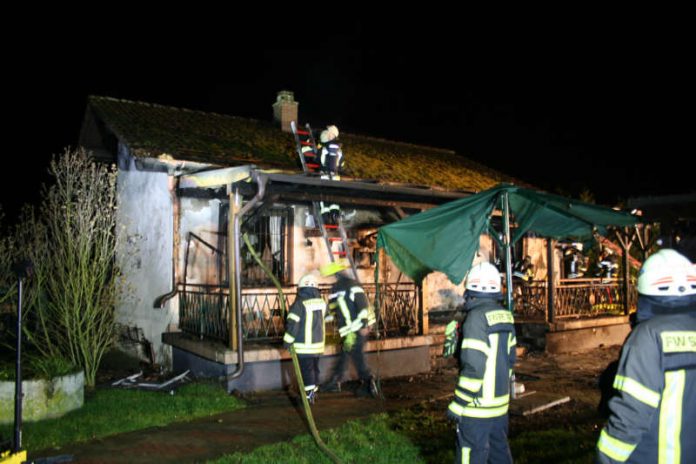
[164,332,433,392]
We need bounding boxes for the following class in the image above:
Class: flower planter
[0,371,84,423]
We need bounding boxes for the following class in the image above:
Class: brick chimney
[272,90,298,133]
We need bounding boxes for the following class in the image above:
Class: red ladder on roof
[290,121,358,279]
[291,121,321,174]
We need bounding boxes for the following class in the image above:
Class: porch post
[615,227,634,316]
[418,280,427,336]
[547,238,555,323]
[622,245,630,315]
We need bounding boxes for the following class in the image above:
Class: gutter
[263,172,472,201]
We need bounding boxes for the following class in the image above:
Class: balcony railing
[510,278,637,321]
[178,282,421,344]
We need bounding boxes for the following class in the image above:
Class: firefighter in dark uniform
[447,261,516,464]
[283,272,327,404]
[596,249,696,463]
[564,243,587,278]
[512,255,534,283]
[319,259,378,397]
[319,125,343,225]
[597,248,619,280]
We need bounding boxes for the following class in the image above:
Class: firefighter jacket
[320,140,343,179]
[328,275,376,338]
[596,306,696,463]
[283,286,327,355]
[512,261,534,282]
[447,298,516,420]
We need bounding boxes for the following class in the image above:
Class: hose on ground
[242,233,342,464]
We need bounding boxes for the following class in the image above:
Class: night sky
[4,20,692,224]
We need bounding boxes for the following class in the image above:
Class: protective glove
[344,331,357,351]
[442,320,459,358]
[283,342,292,352]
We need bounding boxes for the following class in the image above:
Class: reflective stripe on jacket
[597,310,696,463]
[328,275,376,338]
[448,299,516,419]
[283,288,326,355]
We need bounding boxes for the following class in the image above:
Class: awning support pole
[502,191,514,311]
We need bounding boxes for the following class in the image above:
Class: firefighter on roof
[318,125,343,225]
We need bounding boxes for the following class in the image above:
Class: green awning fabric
[376,184,639,285]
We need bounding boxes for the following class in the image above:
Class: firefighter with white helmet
[319,259,378,397]
[597,247,619,279]
[283,271,327,404]
[318,125,343,225]
[564,243,587,278]
[319,125,342,179]
[447,261,516,464]
[596,249,696,463]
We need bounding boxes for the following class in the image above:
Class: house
[78,91,621,391]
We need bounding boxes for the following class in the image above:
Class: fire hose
[242,234,342,464]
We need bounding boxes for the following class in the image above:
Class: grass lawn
[0,382,244,453]
[208,406,599,463]
[209,413,425,464]
[510,427,597,464]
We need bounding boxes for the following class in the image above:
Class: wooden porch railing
[510,278,637,321]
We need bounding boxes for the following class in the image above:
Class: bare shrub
[19,148,121,387]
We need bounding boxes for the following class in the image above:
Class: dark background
[3,18,692,223]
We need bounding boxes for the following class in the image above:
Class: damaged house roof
[81,95,525,193]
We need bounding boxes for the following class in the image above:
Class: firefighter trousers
[330,331,372,383]
[298,355,320,390]
[455,414,512,464]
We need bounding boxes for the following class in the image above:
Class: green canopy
[376,184,639,285]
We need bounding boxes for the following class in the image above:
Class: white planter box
[0,371,84,423]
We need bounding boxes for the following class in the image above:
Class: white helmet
[637,249,696,297]
[326,125,339,140]
[298,272,319,288]
[465,262,502,294]
[320,125,339,144]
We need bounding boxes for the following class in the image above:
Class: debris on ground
[510,391,571,416]
[111,370,190,393]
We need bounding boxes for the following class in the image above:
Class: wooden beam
[547,239,555,323]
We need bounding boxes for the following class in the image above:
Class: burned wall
[115,146,176,366]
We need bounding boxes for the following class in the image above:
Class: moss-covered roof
[86,96,525,192]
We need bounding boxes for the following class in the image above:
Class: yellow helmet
[320,259,350,277]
